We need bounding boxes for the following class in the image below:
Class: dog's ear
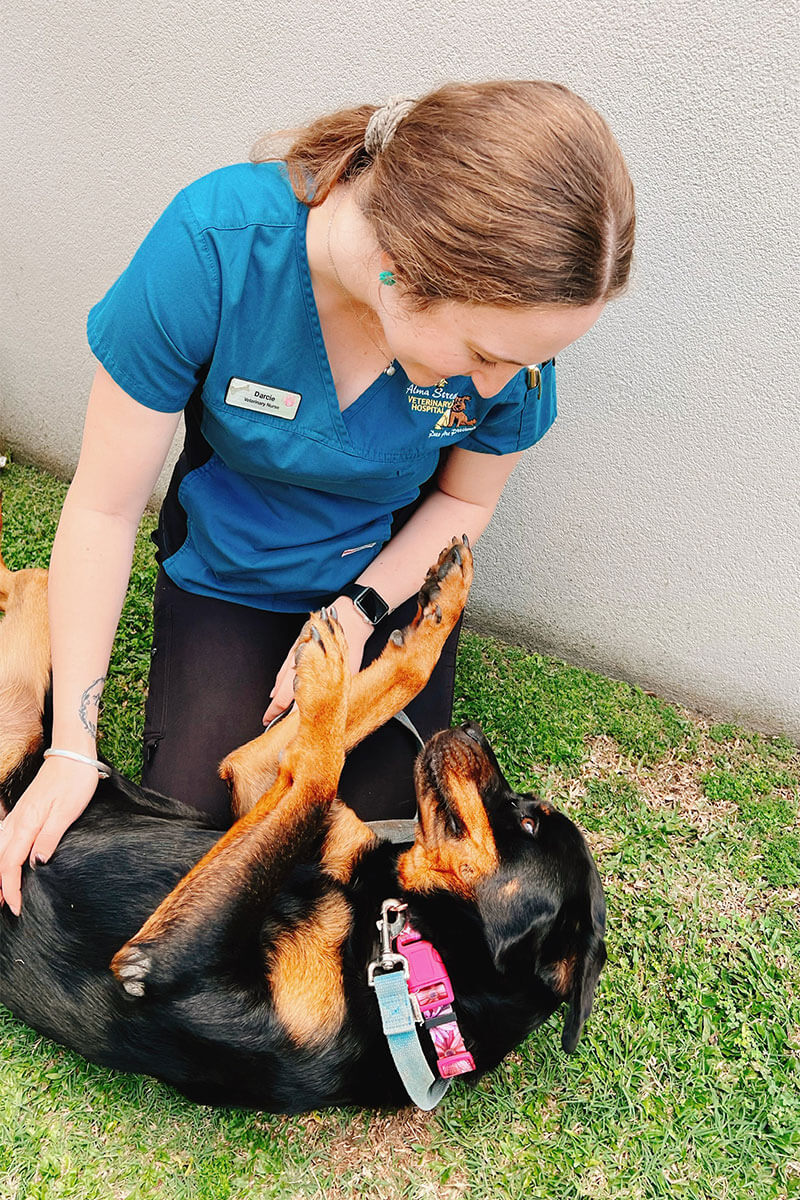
[556,931,607,1053]
[476,868,558,972]
[539,886,607,1053]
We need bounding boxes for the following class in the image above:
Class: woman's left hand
[262,600,373,725]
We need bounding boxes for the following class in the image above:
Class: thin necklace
[326,192,396,377]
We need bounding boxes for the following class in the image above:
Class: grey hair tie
[365,96,416,155]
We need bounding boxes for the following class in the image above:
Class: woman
[0,80,634,913]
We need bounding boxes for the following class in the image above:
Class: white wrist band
[44,749,111,779]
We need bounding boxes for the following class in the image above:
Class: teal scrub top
[87,162,557,611]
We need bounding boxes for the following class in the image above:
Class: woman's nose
[470,365,521,398]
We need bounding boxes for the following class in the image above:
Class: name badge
[224,377,301,420]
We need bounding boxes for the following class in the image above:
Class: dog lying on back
[0,508,606,1112]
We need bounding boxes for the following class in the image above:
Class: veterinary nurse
[0,81,634,913]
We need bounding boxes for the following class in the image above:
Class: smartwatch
[339,582,390,626]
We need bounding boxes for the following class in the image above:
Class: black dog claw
[462,533,470,548]
[310,626,325,653]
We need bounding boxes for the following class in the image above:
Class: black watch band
[339,583,390,626]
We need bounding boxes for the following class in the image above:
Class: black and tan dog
[0,511,606,1112]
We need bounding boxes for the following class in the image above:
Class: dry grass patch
[289,1108,470,1200]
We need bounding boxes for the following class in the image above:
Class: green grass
[1,461,799,1200]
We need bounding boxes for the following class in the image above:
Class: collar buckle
[366,899,410,987]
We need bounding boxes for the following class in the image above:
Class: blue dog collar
[371,968,450,1110]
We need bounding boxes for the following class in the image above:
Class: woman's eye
[472,352,498,368]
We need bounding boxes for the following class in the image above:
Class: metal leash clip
[367,899,409,987]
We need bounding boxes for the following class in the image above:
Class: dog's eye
[521,816,538,837]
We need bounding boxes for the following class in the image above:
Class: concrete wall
[3,0,798,735]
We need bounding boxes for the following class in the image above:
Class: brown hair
[251,81,635,310]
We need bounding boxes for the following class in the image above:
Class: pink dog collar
[395,921,475,1078]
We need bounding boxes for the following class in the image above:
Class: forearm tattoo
[78,676,107,738]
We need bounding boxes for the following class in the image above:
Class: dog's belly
[0,816,222,1060]
[0,817,370,1110]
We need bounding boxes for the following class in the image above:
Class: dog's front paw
[292,607,350,729]
[111,941,154,999]
[413,536,473,632]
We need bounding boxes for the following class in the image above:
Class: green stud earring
[378,270,396,286]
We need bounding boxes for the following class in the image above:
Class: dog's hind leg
[110,608,354,997]
[222,538,473,817]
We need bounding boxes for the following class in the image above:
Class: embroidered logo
[432,395,477,431]
[406,384,477,440]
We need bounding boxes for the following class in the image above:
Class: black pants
[140,569,462,827]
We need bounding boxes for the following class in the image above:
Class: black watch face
[356,588,389,625]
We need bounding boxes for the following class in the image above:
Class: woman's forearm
[48,494,140,755]
[46,366,182,754]
[341,446,523,615]
[348,487,494,612]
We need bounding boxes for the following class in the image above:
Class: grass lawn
[1,460,799,1200]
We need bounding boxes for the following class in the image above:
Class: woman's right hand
[0,756,99,916]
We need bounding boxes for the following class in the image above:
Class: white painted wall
[2,1,798,735]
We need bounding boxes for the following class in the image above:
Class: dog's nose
[460,721,486,746]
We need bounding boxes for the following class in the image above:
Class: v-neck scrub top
[87,162,557,612]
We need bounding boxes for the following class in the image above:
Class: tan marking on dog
[397,777,499,899]
[549,954,577,996]
[397,837,499,899]
[0,705,45,788]
[269,892,352,1047]
[219,730,288,818]
[498,878,522,900]
[322,803,378,883]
